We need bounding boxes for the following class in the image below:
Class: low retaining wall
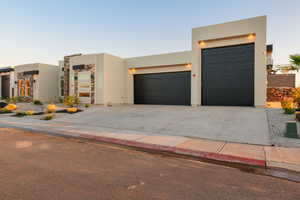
[267,74,295,88]
[267,87,294,102]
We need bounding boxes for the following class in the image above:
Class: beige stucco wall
[191,16,267,107]
[125,51,192,104]
[63,16,267,107]
[69,54,104,104]
[14,63,40,99]
[126,65,191,104]
[38,64,59,102]
[69,53,125,105]
[103,54,126,105]
[14,63,59,102]
[126,51,192,68]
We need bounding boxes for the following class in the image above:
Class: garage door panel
[134,71,191,105]
[202,43,254,106]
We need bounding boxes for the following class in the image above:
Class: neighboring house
[14,63,59,102]
[61,16,267,107]
[0,67,15,99]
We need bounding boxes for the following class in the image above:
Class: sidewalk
[0,117,300,173]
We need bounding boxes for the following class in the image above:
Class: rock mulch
[266,108,300,147]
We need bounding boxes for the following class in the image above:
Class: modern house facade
[61,16,267,107]
[0,67,15,99]
[14,63,59,102]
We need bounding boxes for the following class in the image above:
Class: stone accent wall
[63,56,71,97]
[73,64,95,104]
[63,54,82,97]
[267,74,295,88]
[267,87,294,102]
[17,73,35,99]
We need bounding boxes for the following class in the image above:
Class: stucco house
[14,63,59,102]
[61,16,267,107]
[0,67,15,99]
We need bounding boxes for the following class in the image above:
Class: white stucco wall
[191,16,267,107]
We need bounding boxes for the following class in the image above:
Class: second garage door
[201,43,255,106]
[134,71,191,105]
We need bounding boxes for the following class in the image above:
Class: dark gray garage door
[134,71,191,105]
[201,43,254,106]
[1,75,10,99]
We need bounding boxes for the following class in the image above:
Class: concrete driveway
[53,105,271,145]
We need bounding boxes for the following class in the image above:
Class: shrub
[293,87,300,108]
[281,98,293,109]
[67,107,78,113]
[46,104,57,113]
[64,96,80,107]
[0,102,8,108]
[0,108,12,114]
[85,104,90,108]
[16,96,31,103]
[41,113,54,120]
[284,108,295,114]
[5,97,18,104]
[281,98,295,114]
[15,111,26,117]
[33,100,43,105]
[25,110,35,115]
[58,97,64,103]
[5,104,17,111]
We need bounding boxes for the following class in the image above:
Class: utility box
[285,121,298,138]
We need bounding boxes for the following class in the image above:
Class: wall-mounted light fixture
[129,68,136,74]
[199,41,206,47]
[247,33,256,41]
[185,63,192,69]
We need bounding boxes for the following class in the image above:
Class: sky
[0,0,299,67]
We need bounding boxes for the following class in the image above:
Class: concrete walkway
[0,117,299,173]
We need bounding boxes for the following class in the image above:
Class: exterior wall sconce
[247,33,256,41]
[129,68,136,74]
[199,41,206,47]
[185,64,192,69]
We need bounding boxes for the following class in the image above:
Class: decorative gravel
[266,108,300,147]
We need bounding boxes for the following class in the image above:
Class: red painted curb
[80,134,266,167]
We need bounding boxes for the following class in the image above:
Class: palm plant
[290,54,300,70]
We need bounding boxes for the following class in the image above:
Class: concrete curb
[80,134,266,167]
[0,122,267,168]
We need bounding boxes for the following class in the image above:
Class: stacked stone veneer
[63,54,82,97]
[17,73,35,99]
[267,74,295,88]
[73,64,95,104]
[267,87,295,102]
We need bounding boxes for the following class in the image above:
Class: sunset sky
[1,0,299,67]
